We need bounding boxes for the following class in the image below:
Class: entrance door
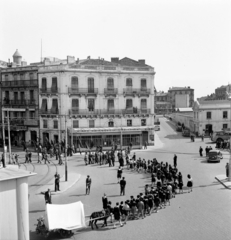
[142,131,148,145]
[54,135,58,143]
[205,124,213,136]
[43,132,49,145]
[30,131,37,142]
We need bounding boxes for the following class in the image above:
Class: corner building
[39,57,155,149]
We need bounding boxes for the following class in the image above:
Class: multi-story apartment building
[1,50,40,145]
[168,86,194,111]
[38,56,155,149]
[215,84,231,100]
[155,91,171,115]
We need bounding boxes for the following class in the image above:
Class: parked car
[154,125,160,131]
[206,150,223,163]
[182,129,190,137]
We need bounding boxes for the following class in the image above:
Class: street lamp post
[65,115,68,181]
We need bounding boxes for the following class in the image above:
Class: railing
[24,119,39,126]
[69,108,151,115]
[1,80,37,87]
[39,109,59,114]
[68,88,98,95]
[3,99,37,105]
[10,119,24,125]
[104,88,118,95]
[40,88,60,94]
[123,88,150,95]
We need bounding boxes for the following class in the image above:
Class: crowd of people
[98,155,193,228]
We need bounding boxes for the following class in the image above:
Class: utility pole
[65,115,68,181]
[7,110,11,164]
[2,109,6,167]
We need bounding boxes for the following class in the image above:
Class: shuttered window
[141,99,147,109]
[42,78,47,90]
[53,120,58,129]
[126,78,132,87]
[88,99,95,111]
[107,78,114,89]
[141,79,147,89]
[41,99,48,112]
[71,77,78,89]
[108,99,114,110]
[126,99,133,109]
[88,78,94,93]
[51,99,58,114]
[73,120,79,128]
[72,99,79,108]
[51,77,58,92]
[89,120,95,128]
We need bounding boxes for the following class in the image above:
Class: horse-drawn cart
[35,201,86,238]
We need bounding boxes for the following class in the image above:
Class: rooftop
[169,86,194,91]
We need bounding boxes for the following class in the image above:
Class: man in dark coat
[44,189,52,204]
[173,154,177,167]
[54,173,60,191]
[120,177,126,196]
[102,193,108,210]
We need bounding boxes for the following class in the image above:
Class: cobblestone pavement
[27,117,231,240]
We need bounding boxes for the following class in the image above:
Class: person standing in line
[225,163,229,178]
[187,174,193,193]
[113,202,123,228]
[120,177,126,196]
[117,167,123,183]
[54,173,60,191]
[173,154,177,168]
[44,189,52,204]
[86,175,92,195]
[102,193,108,210]
[199,146,203,157]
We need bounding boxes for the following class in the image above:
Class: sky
[0,0,230,99]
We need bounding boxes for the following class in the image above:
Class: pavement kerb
[215,174,231,189]
[39,172,81,195]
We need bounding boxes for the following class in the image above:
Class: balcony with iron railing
[69,108,151,116]
[1,80,37,88]
[104,88,118,96]
[39,88,60,95]
[39,109,59,115]
[2,99,37,107]
[123,88,150,96]
[68,88,98,96]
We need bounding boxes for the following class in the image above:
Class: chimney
[21,61,27,66]
[87,56,91,59]
[67,55,75,64]
[138,59,145,64]
[111,57,119,63]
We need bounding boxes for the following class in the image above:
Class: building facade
[193,98,231,136]
[1,50,40,145]
[38,57,155,149]
[154,91,171,115]
[168,86,194,111]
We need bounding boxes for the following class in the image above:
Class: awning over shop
[71,126,154,134]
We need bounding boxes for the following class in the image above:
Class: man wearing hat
[44,188,52,204]
[86,175,92,195]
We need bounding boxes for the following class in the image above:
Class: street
[27,117,231,240]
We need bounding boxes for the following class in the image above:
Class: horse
[89,209,111,230]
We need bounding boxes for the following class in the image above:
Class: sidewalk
[215,175,231,189]
[38,171,81,195]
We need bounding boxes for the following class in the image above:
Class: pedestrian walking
[226,163,229,178]
[54,173,60,191]
[173,154,177,168]
[86,175,92,195]
[44,188,52,204]
[199,146,203,157]
[44,153,50,164]
[144,141,147,149]
[102,193,108,210]
[187,174,193,193]
[117,167,123,183]
[120,177,126,195]
[201,134,204,141]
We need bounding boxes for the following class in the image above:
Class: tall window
[88,99,95,111]
[71,76,78,89]
[20,92,25,103]
[73,120,79,128]
[127,119,132,126]
[51,99,58,114]
[89,120,95,128]
[223,124,228,130]
[206,112,212,119]
[20,74,24,80]
[51,77,58,92]
[126,99,133,109]
[14,92,18,101]
[53,120,58,129]
[29,73,34,80]
[30,90,34,101]
[107,78,114,89]
[5,75,8,81]
[72,99,79,109]
[13,74,17,81]
[41,99,48,113]
[108,99,114,112]
[141,119,146,126]
[42,78,47,90]
[141,79,147,89]
[108,121,114,127]
[5,91,9,100]
[29,111,35,119]
[88,78,94,93]
[126,78,132,88]
[223,111,228,119]
[141,99,147,109]
[43,119,48,128]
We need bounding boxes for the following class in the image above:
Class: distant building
[215,84,231,100]
[154,91,171,115]
[168,86,194,111]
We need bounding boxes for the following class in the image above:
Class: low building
[154,91,171,115]
[171,108,194,131]
[193,98,231,136]
[0,166,36,240]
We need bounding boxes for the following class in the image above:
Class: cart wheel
[59,229,68,238]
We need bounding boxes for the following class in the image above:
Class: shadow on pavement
[69,194,86,197]
[164,134,185,140]
[29,209,45,213]
[104,183,118,185]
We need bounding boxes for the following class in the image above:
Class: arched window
[107,78,114,89]
[71,76,78,89]
[41,99,48,113]
[51,98,58,114]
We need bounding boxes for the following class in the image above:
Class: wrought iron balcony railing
[40,88,60,94]
[1,80,37,87]
[68,88,98,95]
